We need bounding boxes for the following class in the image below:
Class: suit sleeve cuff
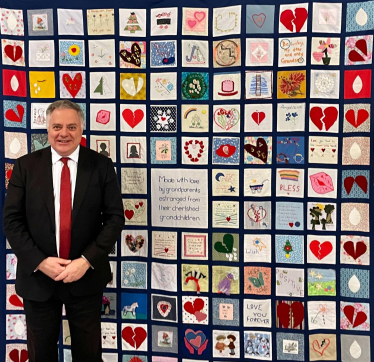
[81,255,94,269]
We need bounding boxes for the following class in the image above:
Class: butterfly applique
[248,271,265,288]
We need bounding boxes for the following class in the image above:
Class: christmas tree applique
[283,240,293,259]
[124,12,142,34]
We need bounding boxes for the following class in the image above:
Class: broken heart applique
[312,337,330,356]
[120,42,142,67]
[310,106,338,131]
[309,240,333,260]
[122,108,144,128]
[348,38,369,62]
[124,201,145,221]
[345,108,369,128]
[62,73,83,98]
[122,326,147,349]
[4,44,23,63]
[343,305,367,328]
[157,301,171,317]
[9,294,24,308]
[213,107,240,130]
[277,301,304,328]
[5,104,24,123]
[280,8,308,33]
[247,205,267,223]
[184,139,205,162]
[244,137,268,164]
[125,234,145,253]
[183,298,207,322]
[8,349,28,362]
[343,240,367,260]
[344,175,368,195]
[215,144,236,158]
[251,111,266,126]
[122,77,144,97]
[214,234,234,253]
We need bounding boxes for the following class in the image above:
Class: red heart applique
[343,240,367,260]
[309,240,333,260]
[251,111,266,125]
[122,326,147,349]
[184,140,205,163]
[348,39,368,62]
[310,106,338,131]
[345,108,369,128]
[9,349,28,362]
[4,44,23,63]
[122,109,144,128]
[343,305,367,327]
[277,301,304,329]
[184,298,204,315]
[9,294,23,308]
[125,210,134,220]
[216,144,236,158]
[344,175,368,194]
[62,73,83,98]
[5,104,24,123]
[280,8,308,33]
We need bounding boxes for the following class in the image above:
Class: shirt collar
[51,145,80,165]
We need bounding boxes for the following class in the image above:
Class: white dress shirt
[51,145,79,257]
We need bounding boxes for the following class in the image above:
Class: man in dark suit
[3,100,124,362]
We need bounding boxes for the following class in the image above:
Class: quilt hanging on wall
[1,0,373,361]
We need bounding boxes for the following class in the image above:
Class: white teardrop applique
[6,12,18,31]
[350,142,361,160]
[356,8,368,26]
[352,76,363,94]
[10,75,19,92]
[349,207,361,226]
[348,274,360,293]
[14,319,25,336]
[349,340,362,359]
[9,138,21,154]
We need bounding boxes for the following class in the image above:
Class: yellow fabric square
[277,70,306,99]
[29,71,56,98]
[120,73,146,100]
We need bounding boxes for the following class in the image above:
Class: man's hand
[37,257,72,280]
[54,257,91,283]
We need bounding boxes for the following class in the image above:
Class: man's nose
[60,126,69,136]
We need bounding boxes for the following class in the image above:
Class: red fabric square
[2,69,27,97]
[344,69,371,99]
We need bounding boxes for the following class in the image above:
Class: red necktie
[59,157,71,259]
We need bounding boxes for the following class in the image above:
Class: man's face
[47,108,83,156]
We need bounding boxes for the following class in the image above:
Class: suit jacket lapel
[35,147,55,228]
[72,146,94,227]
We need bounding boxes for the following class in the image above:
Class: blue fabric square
[150,41,176,67]
[246,5,275,34]
[341,268,370,299]
[59,40,85,65]
[276,332,305,361]
[121,261,147,289]
[4,101,27,128]
[276,136,305,165]
[121,292,148,320]
[346,2,374,32]
[342,170,370,199]
[212,137,240,164]
[212,298,240,326]
[150,137,177,164]
[275,202,304,230]
[276,235,304,264]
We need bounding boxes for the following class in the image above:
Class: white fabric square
[120,104,146,132]
[307,301,336,330]
[244,168,272,197]
[29,40,55,67]
[310,69,340,99]
[277,103,306,131]
[57,9,84,35]
[89,72,116,99]
[307,235,336,264]
[213,72,241,100]
[213,5,242,37]
[90,103,116,131]
[243,234,272,262]
[90,135,116,162]
[151,7,178,36]
[312,3,342,33]
[119,9,146,37]
[120,136,147,164]
[246,38,274,66]
[278,36,307,67]
[150,72,177,100]
[245,104,273,132]
[88,39,115,68]
[181,40,209,68]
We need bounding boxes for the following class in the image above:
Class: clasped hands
[37,257,91,283]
